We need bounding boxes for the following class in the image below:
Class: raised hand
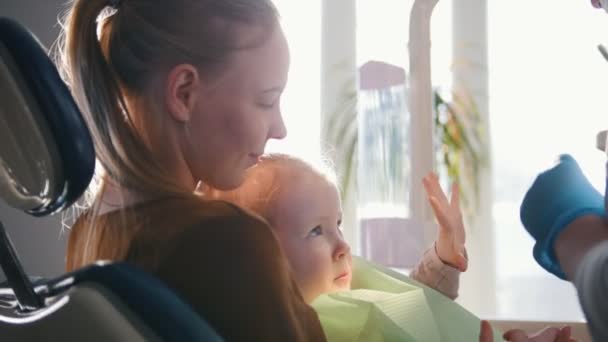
[423,172,468,272]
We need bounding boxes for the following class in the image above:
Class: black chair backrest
[0,17,222,341]
[0,17,95,311]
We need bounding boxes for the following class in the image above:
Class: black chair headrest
[0,17,95,217]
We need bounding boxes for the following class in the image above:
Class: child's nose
[333,237,351,261]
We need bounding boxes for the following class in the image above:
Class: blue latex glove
[520,154,605,279]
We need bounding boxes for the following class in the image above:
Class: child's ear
[165,64,200,123]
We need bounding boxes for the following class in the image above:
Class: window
[266,0,321,161]
[489,0,608,321]
[355,0,453,266]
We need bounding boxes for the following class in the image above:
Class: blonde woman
[59,0,325,340]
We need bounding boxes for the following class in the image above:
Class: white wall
[0,0,69,280]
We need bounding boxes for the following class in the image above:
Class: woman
[59,0,325,340]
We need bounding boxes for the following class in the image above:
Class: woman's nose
[270,110,287,140]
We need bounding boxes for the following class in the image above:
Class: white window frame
[321,0,497,318]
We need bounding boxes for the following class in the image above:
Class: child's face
[272,171,352,303]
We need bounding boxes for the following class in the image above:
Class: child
[205,153,502,341]
[206,154,463,298]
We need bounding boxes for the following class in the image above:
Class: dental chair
[0,17,222,341]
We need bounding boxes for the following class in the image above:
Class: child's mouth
[334,271,351,282]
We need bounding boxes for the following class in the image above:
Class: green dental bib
[312,257,502,342]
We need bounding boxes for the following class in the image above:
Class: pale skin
[270,169,351,303]
[265,167,575,339]
[554,214,608,280]
[423,172,468,271]
[479,320,576,342]
[255,168,467,303]
[98,24,289,214]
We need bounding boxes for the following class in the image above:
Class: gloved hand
[520,154,605,279]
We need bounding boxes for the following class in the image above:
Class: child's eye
[308,225,323,237]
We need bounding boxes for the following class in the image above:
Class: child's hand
[423,172,468,272]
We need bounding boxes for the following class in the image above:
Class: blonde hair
[208,153,338,226]
[58,0,279,269]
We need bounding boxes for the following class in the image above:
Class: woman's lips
[248,153,262,164]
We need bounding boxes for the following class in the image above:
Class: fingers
[511,327,559,342]
[424,172,468,268]
[503,325,576,342]
[503,329,531,341]
[423,172,450,208]
[430,193,466,247]
[430,194,467,262]
[530,326,561,341]
[451,182,460,210]
[455,250,468,272]
[429,197,451,232]
[556,326,577,342]
[447,181,466,244]
[479,321,493,342]
[422,175,438,206]
[423,172,462,217]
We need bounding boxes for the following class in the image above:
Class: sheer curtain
[355,0,453,246]
[488,0,608,321]
[285,0,599,322]
[266,0,322,161]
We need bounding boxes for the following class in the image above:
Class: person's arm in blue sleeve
[520,154,608,341]
[555,216,608,341]
[520,154,606,279]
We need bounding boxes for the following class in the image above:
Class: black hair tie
[108,0,121,10]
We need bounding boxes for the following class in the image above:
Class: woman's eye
[257,97,279,109]
[258,102,275,109]
[308,225,323,237]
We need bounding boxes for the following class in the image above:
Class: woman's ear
[165,64,200,122]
